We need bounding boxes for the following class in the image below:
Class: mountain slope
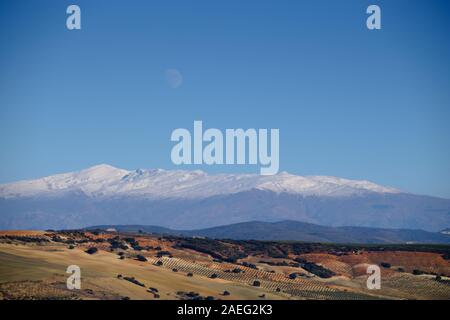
[87,221,450,244]
[0,164,400,199]
[0,164,449,231]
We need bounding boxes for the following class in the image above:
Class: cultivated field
[0,230,449,300]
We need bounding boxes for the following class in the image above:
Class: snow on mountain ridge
[0,164,129,198]
[0,164,401,199]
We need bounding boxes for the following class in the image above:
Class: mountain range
[88,220,450,244]
[0,164,449,232]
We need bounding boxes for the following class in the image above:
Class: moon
[164,69,183,89]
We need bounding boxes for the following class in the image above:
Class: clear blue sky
[0,0,449,198]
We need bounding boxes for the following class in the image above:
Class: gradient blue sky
[0,0,449,198]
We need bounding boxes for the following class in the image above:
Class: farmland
[0,230,449,300]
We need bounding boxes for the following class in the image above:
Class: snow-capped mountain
[0,164,448,232]
[0,164,400,199]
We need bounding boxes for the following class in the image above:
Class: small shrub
[109,240,128,250]
[156,250,172,258]
[294,258,335,279]
[136,254,148,262]
[123,276,145,287]
[241,262,258,269]
[85,247,98,255]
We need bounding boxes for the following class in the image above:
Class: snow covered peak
[75,164,128,179]
[80,163,122,173]
[0,164,401,199]
[254,173,399,196]
[0,164,128,198]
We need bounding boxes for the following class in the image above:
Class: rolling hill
[87,220,450,244]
